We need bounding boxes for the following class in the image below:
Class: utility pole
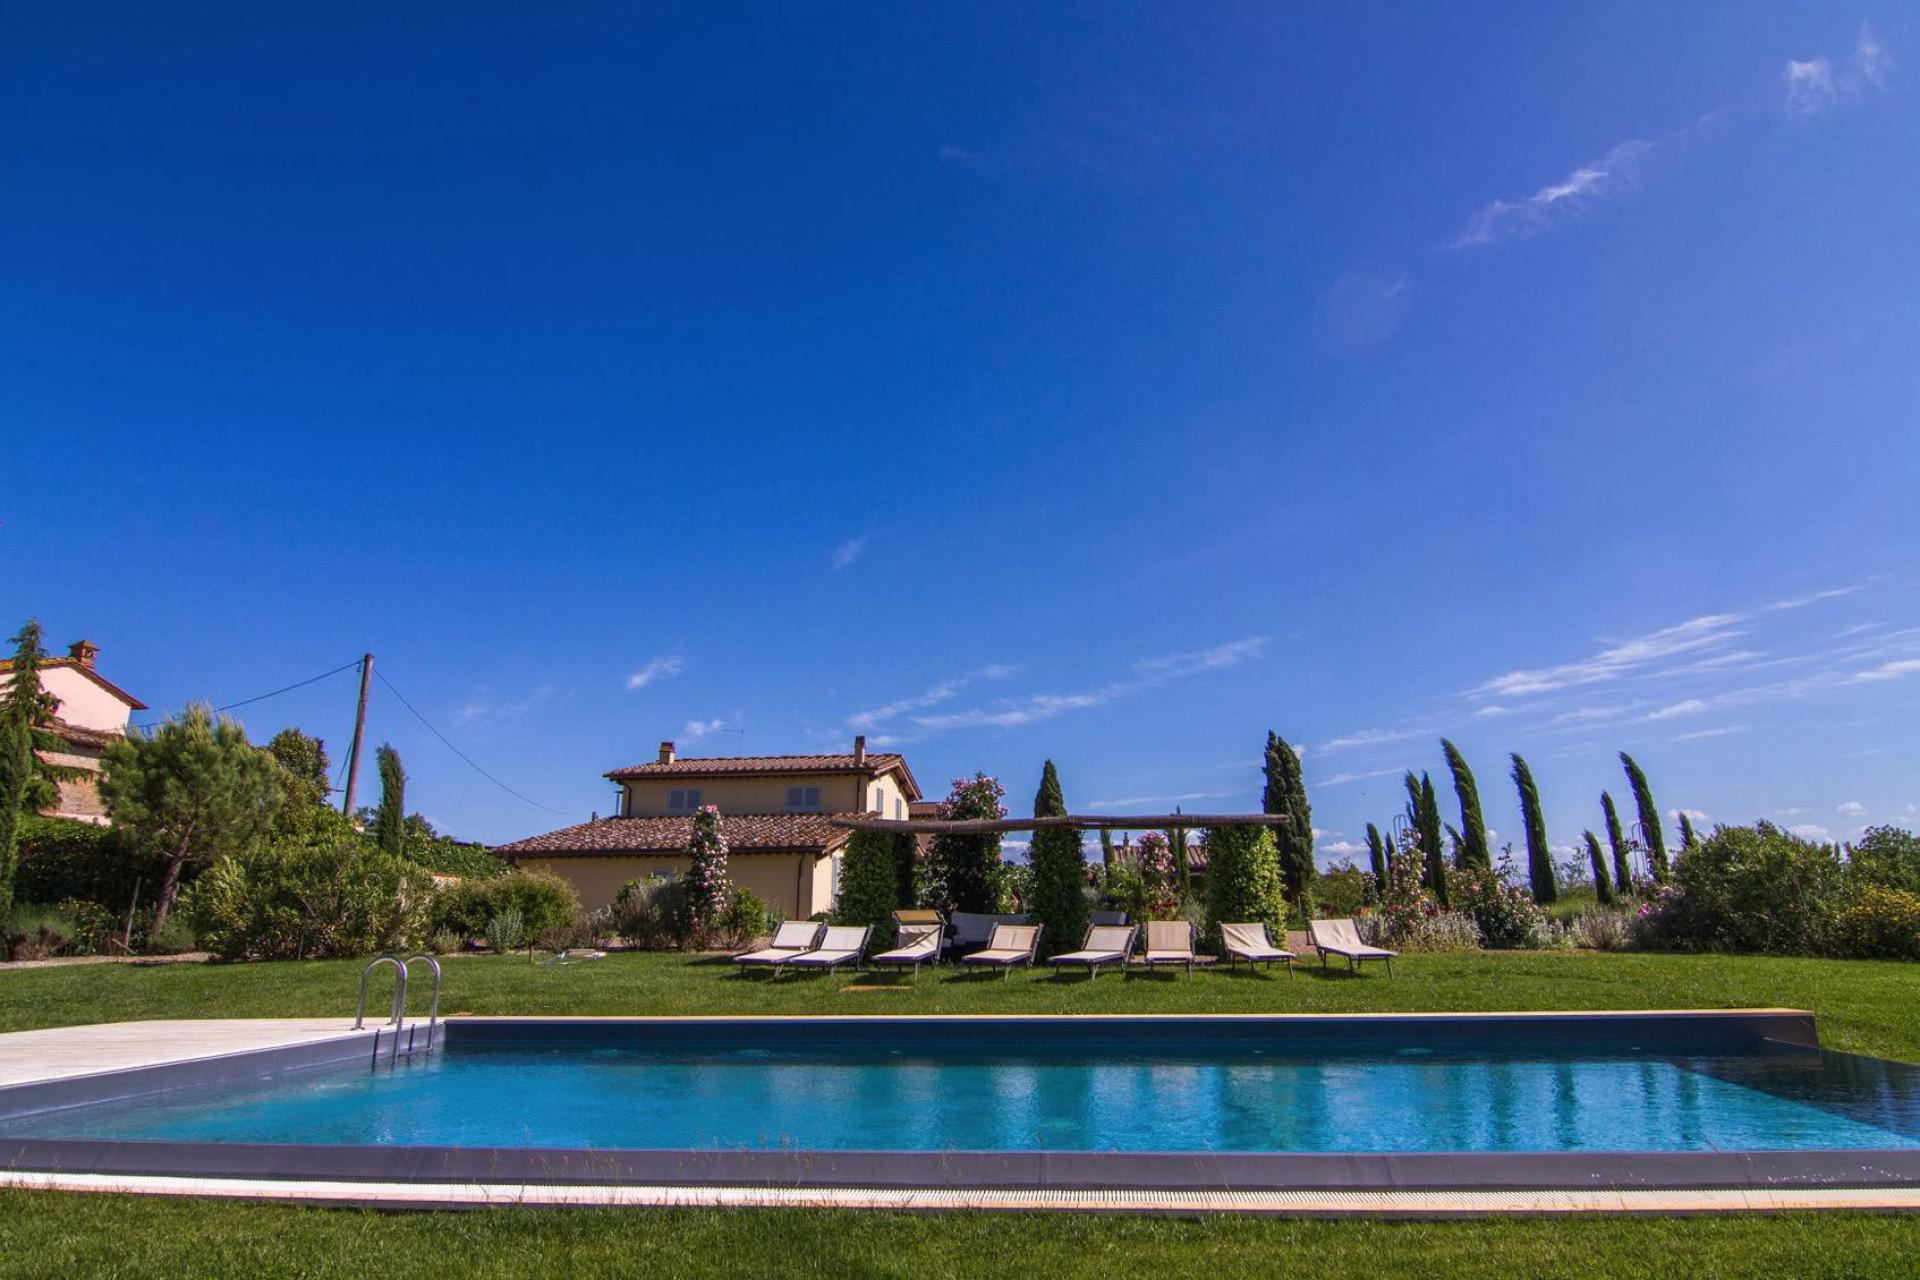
[341,653,373,816]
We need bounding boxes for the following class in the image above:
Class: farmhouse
[0,639,147,825]
[496,736,921,917]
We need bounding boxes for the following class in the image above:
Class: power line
[215,659,363,713]
[373,667,574,817]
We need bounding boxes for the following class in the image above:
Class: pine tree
[1601,791,1633,891]
[1678,811,1700,851]
[99,703,284,934]
[1364,822,1389,902]
[1584,830,1614,906]
[1441,738,1491,870]
[1620,753,1670,881]
[835,829,901,945]
[373,743,406,856]
[681,804,732,943]
[1510,753,1556,904]
[1026,760,1089,958]
[1261,733,1314,905]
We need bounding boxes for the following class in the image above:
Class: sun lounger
[1138,920,1197,973]
[947,911,1029,956]
[871,920,944,974]
[734,920,825,975]
[1049,924,1135,979]
[1090,910,1128,927]
[786,924,872,974]
[1309,917,1397,975]
[960,923,1042,978]
[1220,922,1296,974]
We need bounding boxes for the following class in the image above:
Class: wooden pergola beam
[829,814,1289,834]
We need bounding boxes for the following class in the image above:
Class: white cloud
[1670,725,1746,742]
[1316,767,1404,788]
[625,655,685,690]
[1789,823,1833,842]
[454,683,557,726]
[1849,658,1920,683]
[1444,118,1713,251]
[1646,698,1710,721]
[1776,806,1812,818]
[1669,808,1710,822]
[848,681,960,731]
[1786,23,1894,117]
[1472,613,1748,699]
[1318,727,1423,754]
[1086,789,1239,809]
[682,717,727,740]
[908,637,1266,735]
[831,536,869,570]
[1474,704,1516,718]
[1319,839,1365,857]
[1837,801,1866,816]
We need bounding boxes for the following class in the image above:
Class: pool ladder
[354,953,441,1068]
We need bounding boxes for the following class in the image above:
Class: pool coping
[4,1010,1917,1210]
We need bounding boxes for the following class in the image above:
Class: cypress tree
[1364,822,1389,901]
[891,831,920,908]
[0,621,63,955]
[1099,827,1115,869]
[1261,733,1314,906]
[1168,809,1190,893]
[1203,823,1285,942]
[1026,760,1089,958]
[1441,738,1491,870]
[1620,753,1670,881]
[1510,753,1556,904]
[1678,811,1700,851]
[1601,791,1633,891]
[1418,772,1446,907]
[373,743,406,856]
[1584,830,1614,906]
[835,829,901,945]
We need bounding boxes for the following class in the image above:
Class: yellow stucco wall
[619,767,914,818]
[516,852,831,919]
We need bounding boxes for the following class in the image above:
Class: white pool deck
[0,1018,374,1089]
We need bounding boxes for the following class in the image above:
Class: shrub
[1568,906,1636,952]
[429,927,465,955]
[14,816,165,912]
[716,889,775,950]
[927,773,1007,914]
[433,870,580,943]
[1451,854,1558,949]
[835,829,903,946]
[609,877,688,950]
[4,899,117,958]
[1311,863,1368,919]
[1830,886,1920,961]
[184,831,433,961]
[1202,824,1285,944]
[1848,827,1920,895]
[1663,822,1844,955]
[1361,910,1481,952]
[1374,834,1438,940]
[484,909,525,954]
[681,805,731,945]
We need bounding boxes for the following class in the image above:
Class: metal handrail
[401,953,443,1052]
[354,955,408,1030]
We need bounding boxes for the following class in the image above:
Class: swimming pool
[4,1013,1918,1199]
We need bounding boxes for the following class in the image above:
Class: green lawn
[3,1196,1917,1280]
[4,948,1917,1060]
[5,949,1917,1278]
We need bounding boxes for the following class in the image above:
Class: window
[615,788,629,818]
[894,796,904,820]
[873,785,884,812]
[668,788,702,812]
[786,785,822,812]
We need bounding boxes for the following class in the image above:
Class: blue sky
[6,4,1916,859]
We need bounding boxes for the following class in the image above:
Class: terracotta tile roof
[606,752,919,798]
[0,657,148,711]
[45,717,120,749]
[496,811,858,858]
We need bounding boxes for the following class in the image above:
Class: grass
[5,949,1916,1276]
[3,947,1917,1061]
[3,1195,1917,1279]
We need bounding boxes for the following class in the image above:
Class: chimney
[853,734,867,766]
[68,640,99,669]
[658,740,676,765]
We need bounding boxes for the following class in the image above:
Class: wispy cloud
[454,684,557,727]
[683,717,728,740]
[1670,725,1746,743]
[1848,657,1920,683]
[905,637,1268,735]
[1472,612,1751,699]
[831,535,870,570]
[1317,727,1423,754]
[1315,767,1405,788]
[625,655,686,690]
[1786,23,1893,117]
[1444,118,1712,251]
[1837,801,1866,816]
[1646,698,1710,721]
[1086,789,1240,809]
[845,664,1018,733]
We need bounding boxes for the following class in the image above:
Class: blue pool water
[7,1041,1919,1153]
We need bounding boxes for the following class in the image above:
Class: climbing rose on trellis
[683,805,732,945]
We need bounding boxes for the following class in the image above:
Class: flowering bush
[1451,853,1558,950]
[681,805,733,946]
[1830,886,1920,961]
[1362,910,1481,952]
[1568,906,1637,951]
[1132,833,1183,919]
[928,773,1007,914]
[1374,834,1439,940]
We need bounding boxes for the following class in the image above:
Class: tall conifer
[1441,739,1491,870]
[1511,753,1556,904]
[1620,753,1670,881]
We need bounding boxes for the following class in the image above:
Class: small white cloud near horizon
[1837,800,1867,816]
[625,655,685,690]
[1786,23,1893,117]
[831,535,870,570]
[1789,823,1834,842]
[682,717,728,740]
